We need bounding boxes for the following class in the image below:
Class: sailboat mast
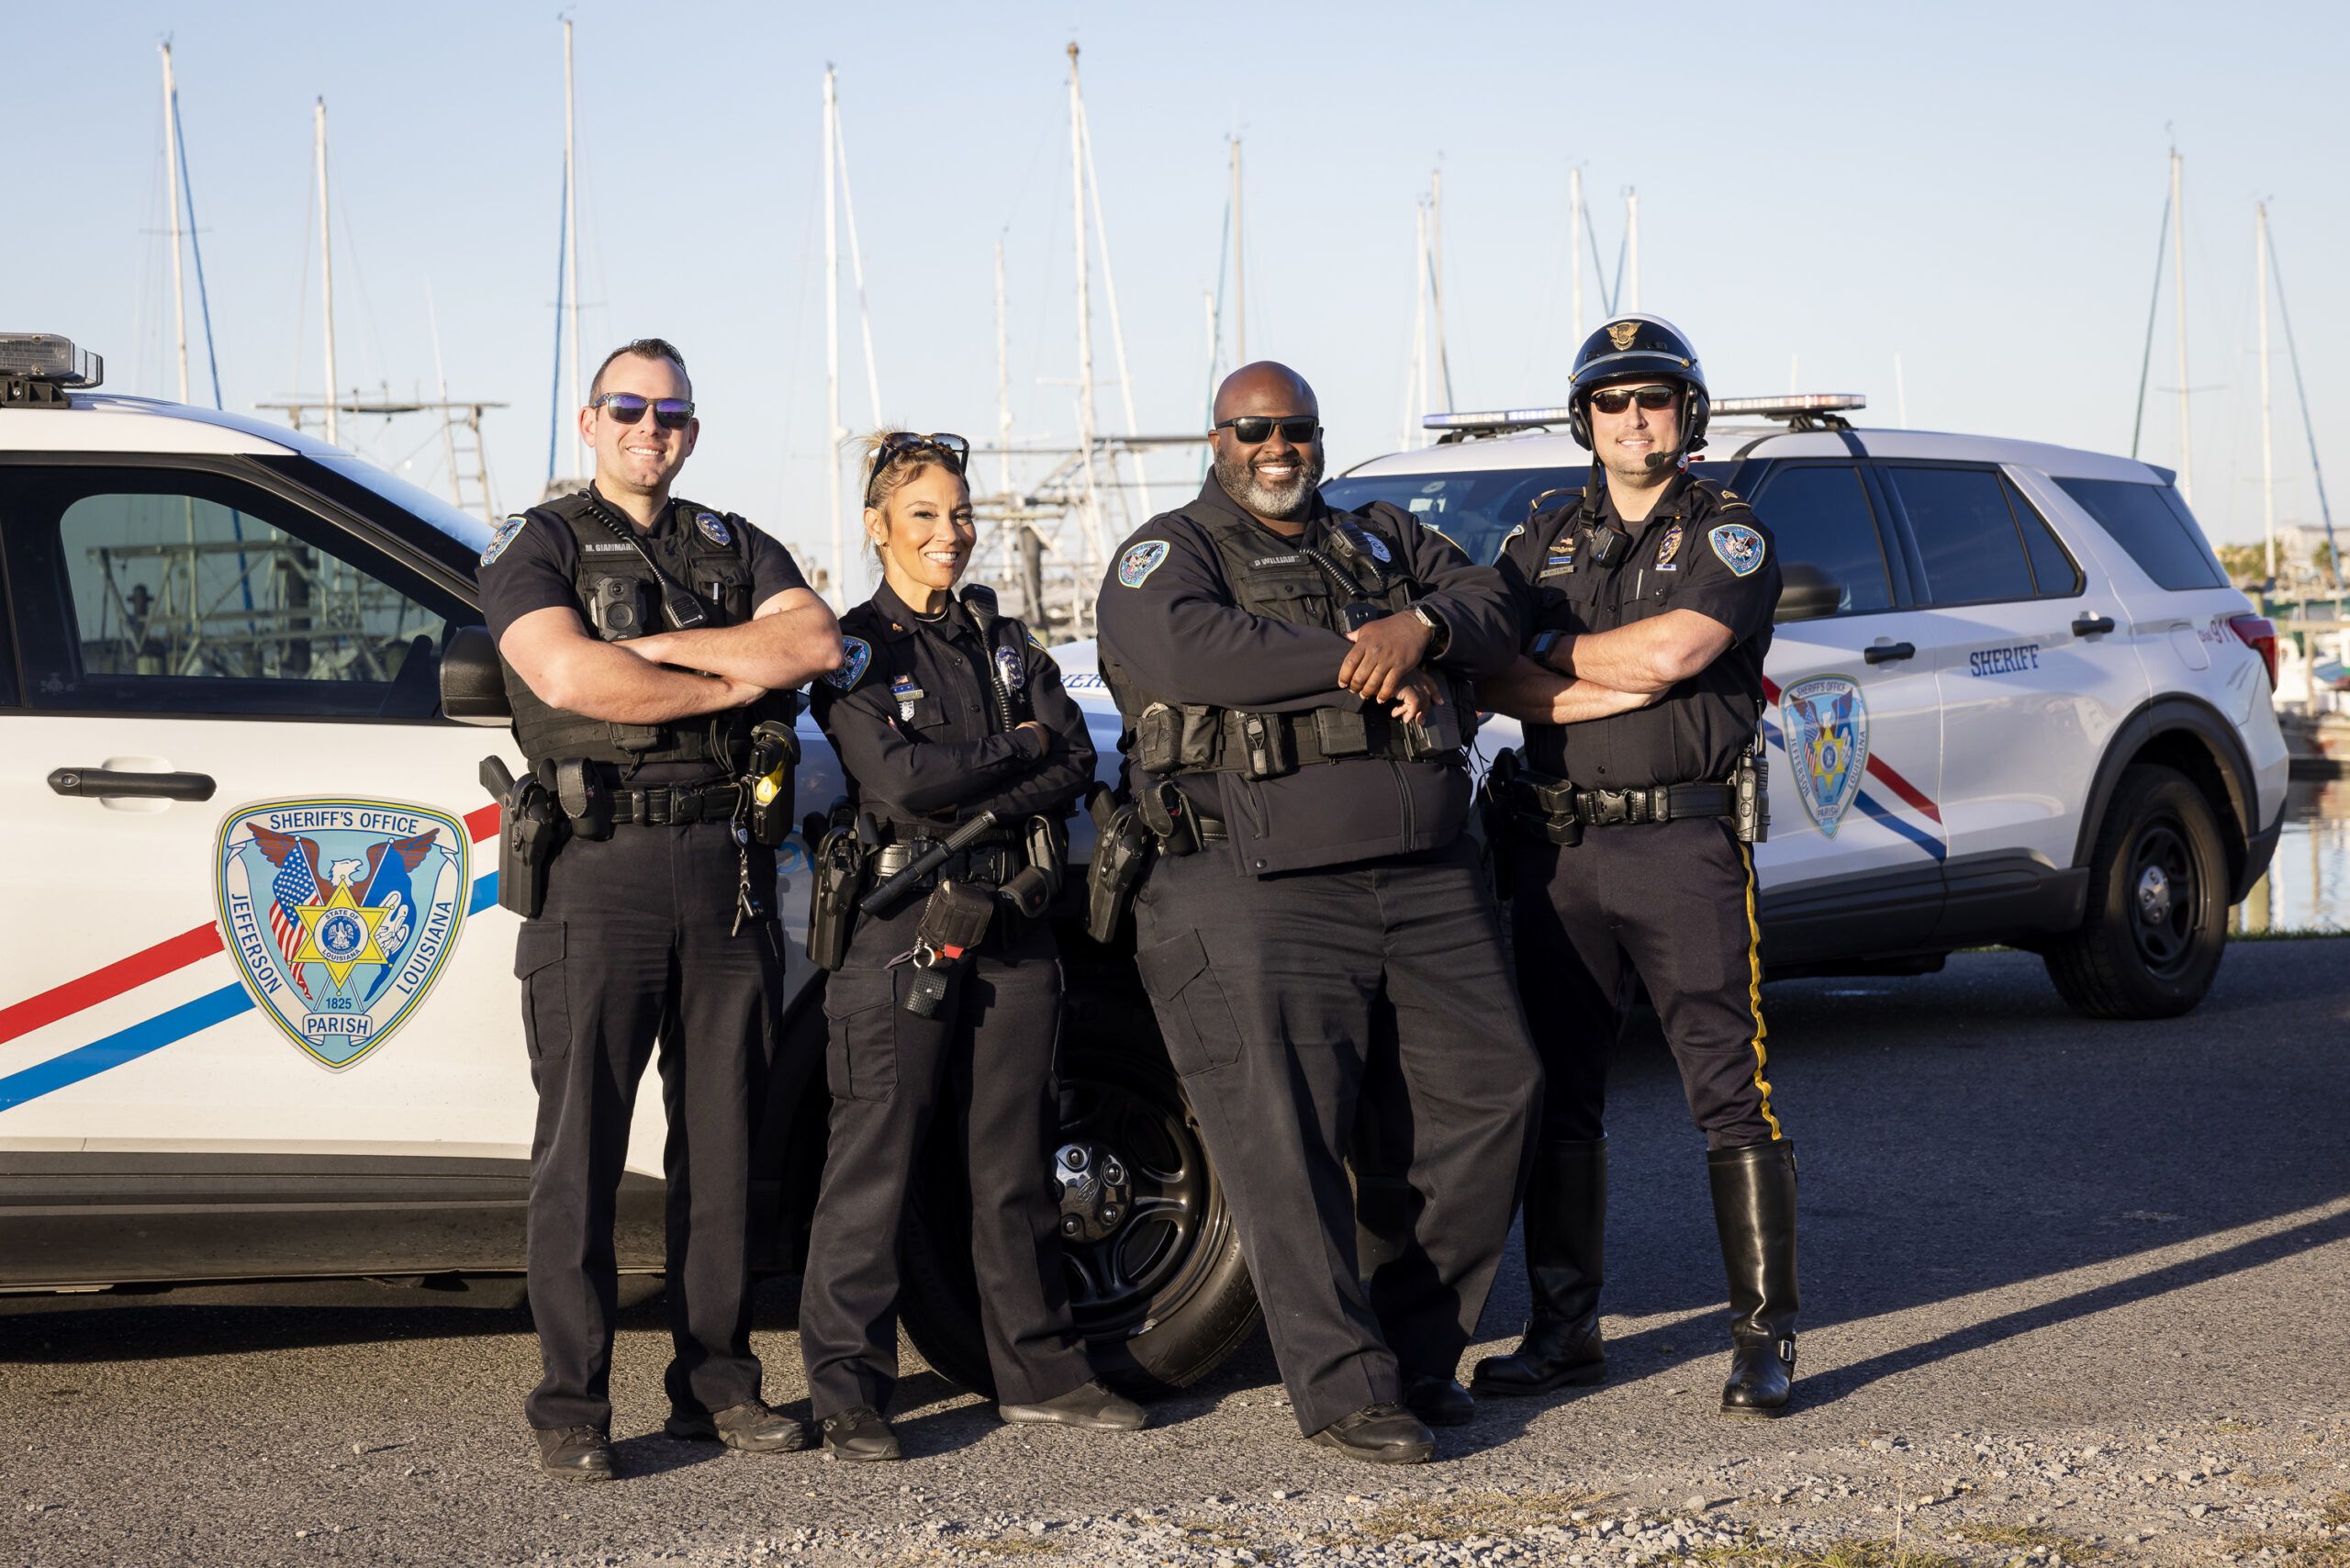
[314,97,338,446]
[995,238,1013,501]
[2258,202,2274,582]
[563,19,582,475]
[1077,91,1149,514]
[1626,187,1640,313]
[1404,199,1428,449]
[1069,44,1104,562]
[1569,164,1583,348]
[2170,147,2192,503]
[822,65,844,607]
[1230,137,1246,364]
[1429,170,1453,410]
[161,44,189,402]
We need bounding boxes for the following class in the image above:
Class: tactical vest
[503,489,797,772]
[1102,506,1454,779]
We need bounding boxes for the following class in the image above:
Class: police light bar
[0,333,103,387]
[1421,405,1577,433]
[1709,394,1864,417]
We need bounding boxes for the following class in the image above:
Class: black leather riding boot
[1709,1138,1798,1417]
[1471,1138,1606,1396]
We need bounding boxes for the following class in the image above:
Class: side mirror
[440,622,512,726]
[1774,563,1842,623]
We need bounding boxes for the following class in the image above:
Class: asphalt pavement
[5,940,2346,1567]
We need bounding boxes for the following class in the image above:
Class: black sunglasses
[591,392,696,431]
[1585,385,1680,416]
[865,431,970,501]
[1215,415,1321,445]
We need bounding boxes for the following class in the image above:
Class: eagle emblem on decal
[1781,677,1869,837]
[1606,320,1640,351]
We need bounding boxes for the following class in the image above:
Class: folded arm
[497,606,764,722]
[621,587,844,689]
[1477,656,1658,724]
[1547,609,1734,695]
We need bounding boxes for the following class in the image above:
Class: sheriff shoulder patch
[1117,539,1171,588]
[825,636,872,690]
[479,514,528,567]
[1708,522,1767,577]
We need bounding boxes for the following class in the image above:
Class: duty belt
[610,779,741,826]
[1498,770,1736,835]
[1136,700,1458,780]
[871,837,1023,890]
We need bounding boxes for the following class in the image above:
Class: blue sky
[12,0,2345,583]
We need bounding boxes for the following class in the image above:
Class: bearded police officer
[1472,316,1798,1418]
[1095,362,1539,1464]
[478,338,844,1479]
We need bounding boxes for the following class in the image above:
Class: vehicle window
[2,465,465,720]
[2053,477,2227,591]
[2006,477,2083,596]
[1746,464,1893,614]
[1886,465,2037,606]
[1321,461,1736,564]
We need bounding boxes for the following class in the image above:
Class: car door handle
[2072,615,2118,636]
[1863,642,1917,665]
[47,767,218,802]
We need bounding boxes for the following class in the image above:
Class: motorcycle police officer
[1472,316,1799,1418]
[479,338,844,1479]
[798,431,1144,1461]
[1095,362,1539,1464]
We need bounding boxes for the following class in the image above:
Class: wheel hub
[1053,1141,1131,1245]
[2135,863,2174,926]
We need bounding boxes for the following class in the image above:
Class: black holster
[744,719,800,847]
[805,823,868,971]
[482,756,566,920]
[1085,790,1156,944]
[1732,740,1769,845]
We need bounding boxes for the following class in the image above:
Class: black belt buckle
[1583,790,1632,827]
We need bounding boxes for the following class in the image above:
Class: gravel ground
[5,939,2346,1567]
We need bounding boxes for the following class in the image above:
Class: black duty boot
[1708,1138,1798,1418]
[533,1425,615,1482]
[1472,1138,1607,1397]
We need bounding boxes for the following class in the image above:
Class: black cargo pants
[799,898,1091,1417]
[1509,816,1785,1149]
[1133,834,1541,1437]
[515,819,785,1433]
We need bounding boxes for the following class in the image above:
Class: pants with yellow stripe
[1508,815,1783,1150]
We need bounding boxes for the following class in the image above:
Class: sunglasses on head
[1215,415,1321,445]
[591,392,695,431]
[1585,385,1680,416]
[865,431,971,501]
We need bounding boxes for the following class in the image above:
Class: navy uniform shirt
[811,579,1096,831]
[476,489,809,784]
[1096,476,1518,877]
[1496,470,1779,790]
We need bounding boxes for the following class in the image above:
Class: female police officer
[798,431,1145,1461]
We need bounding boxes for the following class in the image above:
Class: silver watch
[1409,603,1449,658]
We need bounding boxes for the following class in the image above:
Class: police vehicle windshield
[1322,462,1738,565]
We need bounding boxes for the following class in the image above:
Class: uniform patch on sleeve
[479,513,529,567]
[1707,522,1767,577]
[1117,539,1171,588]
[825,636,872,690]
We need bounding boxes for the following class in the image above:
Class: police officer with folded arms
[798,431,1143,1462]
[478,338,844,1480]
[1472,317,1798,1418]
[1095,363,1539,1465]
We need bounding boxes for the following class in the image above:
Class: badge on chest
[890,674,925,722]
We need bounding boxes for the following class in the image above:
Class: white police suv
[1304,392,2289,1018]
[0,334,1254,1399]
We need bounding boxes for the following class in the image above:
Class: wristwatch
[1408,603,1450,658]
[1529,628,1570,674]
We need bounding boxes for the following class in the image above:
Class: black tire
[2044,763,2231,1019]
[899,998,1259,1399]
